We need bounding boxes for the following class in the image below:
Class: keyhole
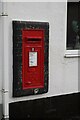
[32,48,34,51]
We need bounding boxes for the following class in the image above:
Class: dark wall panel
[9,93,80,120]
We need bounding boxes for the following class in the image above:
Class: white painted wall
[0,2,79,105]
[6,2,78,104]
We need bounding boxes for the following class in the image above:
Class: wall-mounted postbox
[22,30,44,89]
[13,21,49,97]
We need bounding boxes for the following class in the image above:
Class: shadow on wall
[78,51,80,92]
[0,104,2,120]
[68,0,79,2]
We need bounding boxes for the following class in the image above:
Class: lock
[34,88,39,94]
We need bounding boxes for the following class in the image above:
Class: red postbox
[22,29,44,89]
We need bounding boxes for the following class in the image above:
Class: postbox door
[22,30,44,89]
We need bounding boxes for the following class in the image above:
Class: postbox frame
[13,21,49,97]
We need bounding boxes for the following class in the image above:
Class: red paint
[22,29,44,89]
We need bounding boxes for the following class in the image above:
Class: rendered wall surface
[0,2,79,104]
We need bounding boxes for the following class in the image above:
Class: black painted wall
[9,93,80,120]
